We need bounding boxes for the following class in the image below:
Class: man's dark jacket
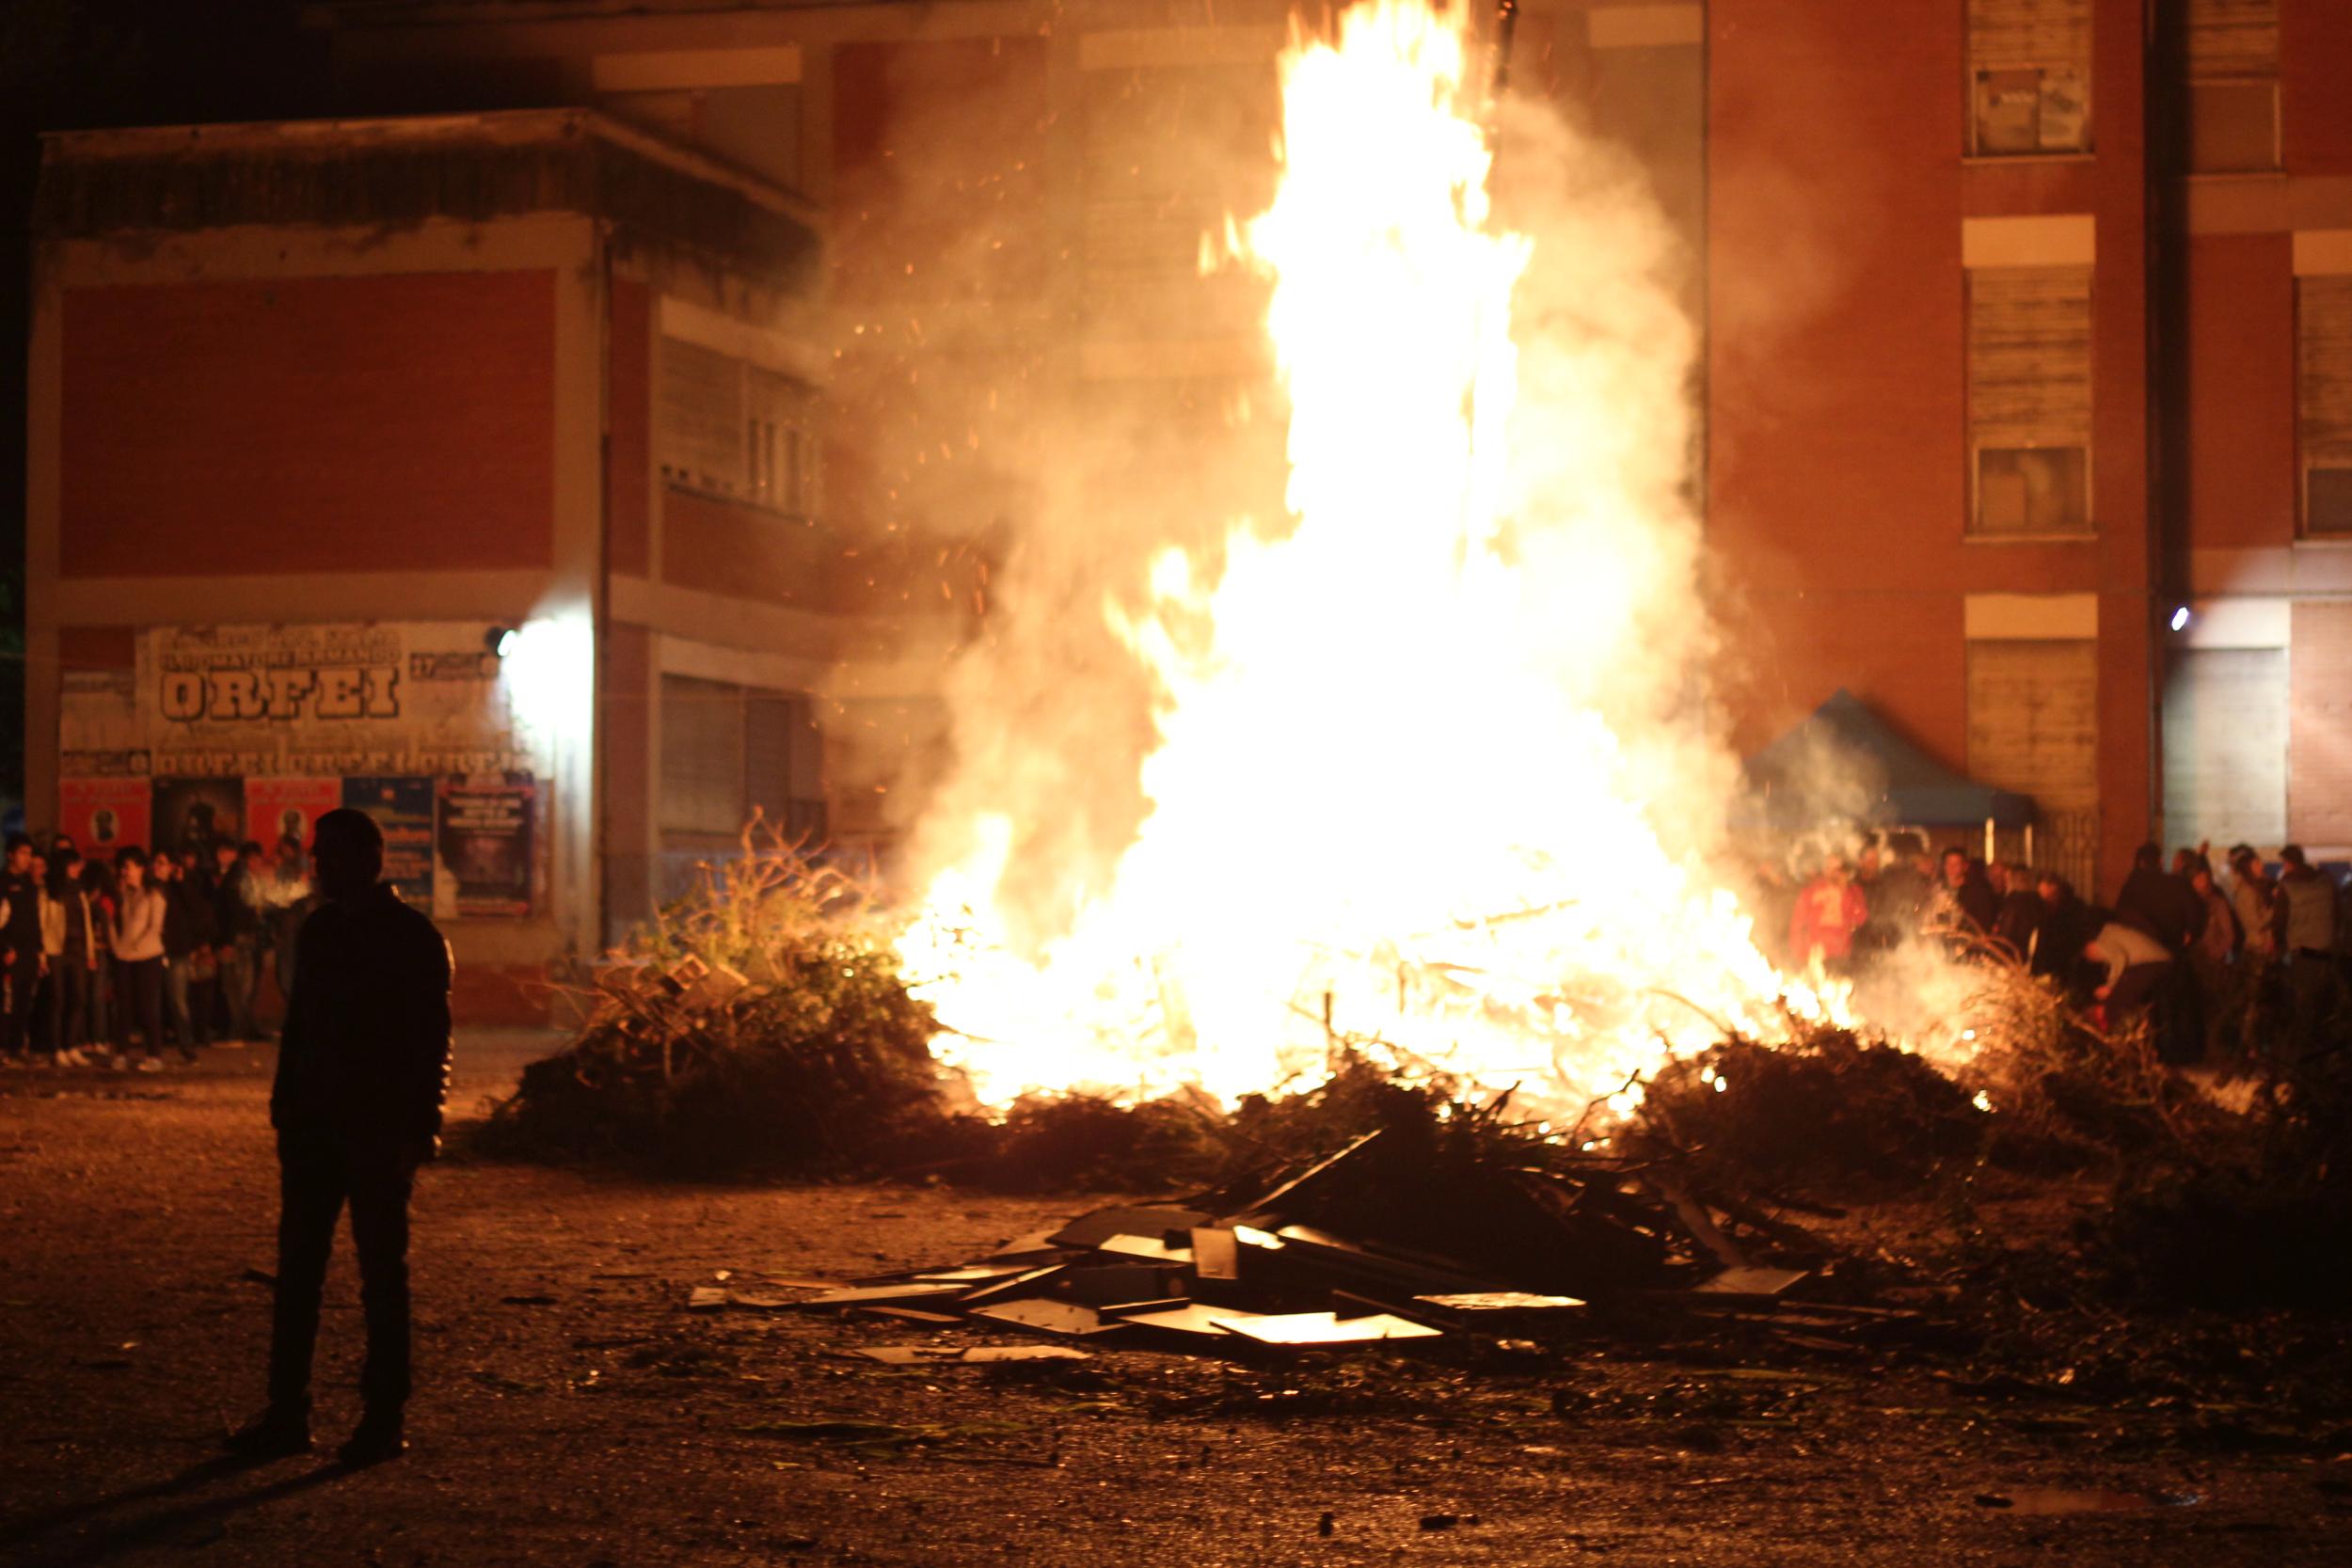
[1952,872,2000,935]
[1,868,39,951]
[2032,894,2107,986]
[2114,867,2206,952]
[215,865,265,942]
[163,878,218,958]
[1994,889,2046,962]
[270,885,452,1148]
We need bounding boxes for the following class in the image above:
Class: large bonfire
[897,1,1854,1116]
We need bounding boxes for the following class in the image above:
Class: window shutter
[1969,266,2093,449]
[660,674,746,836]
[1967,640,2100,815]
[659,337,745,496]
[2185,0,2279,79]
[1081,61,1277,339]
[2299,277,2352,462]
[2301,277,2352,534]
[1968,0,2090,71]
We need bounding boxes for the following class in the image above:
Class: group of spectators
[1767,832,2349,1067]
[0,830,317,1071]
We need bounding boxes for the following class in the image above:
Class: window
[1968,266,2093,536]
[1967,0,2091,156]
[660,675,827,842]
[660,674,747,837]
[659,337,820,516]
[2298,277,2352,536]
[2184,0,2280,173]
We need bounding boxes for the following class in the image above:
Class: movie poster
[434,772,536,919]
[342,776,436,908]
[58,779,152,861]
[150,777,246,861]
[246,777,342,858]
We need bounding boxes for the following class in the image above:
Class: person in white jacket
[2084,919,2173,1028]
[111,847,169,1071]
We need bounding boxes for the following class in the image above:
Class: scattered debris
[1976,1488,2203,1514]
[715,1115,1863,1363]
[853,1345,1091,1366]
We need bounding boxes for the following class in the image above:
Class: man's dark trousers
[2,944,40,1057]
[268,1131,416,1414]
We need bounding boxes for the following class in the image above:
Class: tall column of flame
[898,0,1846,1114]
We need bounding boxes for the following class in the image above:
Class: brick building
[23,1,2352,1019]
[1711,0,2352,889]
[24,107,903,1021]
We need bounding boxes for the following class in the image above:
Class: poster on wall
[434,772,536,919]
[116,624,532,781]
[58,779,152,861]
[150,777,246,861]
[342,776,436,908]
[246,777,342,859]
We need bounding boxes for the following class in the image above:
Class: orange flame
[898,1,1851,1115]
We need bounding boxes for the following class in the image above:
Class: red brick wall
[1709,0,2153,887]
[2087,0,2157,889]
[607,277,652,578]
[662,486,840,610]
[61,270,556,578]
[2284,0,2352,174]
[2186,233,2296,550]
[1708,0,1969,762]
[57,626,135,671]
[2289,602,2352,845]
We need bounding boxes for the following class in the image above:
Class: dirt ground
[4,1034,2350,1568]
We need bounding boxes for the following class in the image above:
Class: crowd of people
[0,829,319,1071]
[1762,832,2351,1068]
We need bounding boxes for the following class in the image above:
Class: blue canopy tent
[1742,689,2036,832]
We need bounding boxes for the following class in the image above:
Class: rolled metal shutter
[1968,266,2094,451]
[1968,0,2091,70]
[659,337,745,497]
[2184,0,2279,79]
[2161,647,2288,849]
[2299,278,2352,469]
[1967,639,2100,815]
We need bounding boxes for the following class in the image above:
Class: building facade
[1710,0,2352,890]
[24,2,2352,1019]
[24,107,918,1021]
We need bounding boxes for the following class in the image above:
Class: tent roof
[1744,689,2038,829]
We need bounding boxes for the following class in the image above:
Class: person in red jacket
[1788,853,1870,978]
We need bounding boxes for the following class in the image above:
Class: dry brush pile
[481,823,943,1177]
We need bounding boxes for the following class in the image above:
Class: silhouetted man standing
[227,809,451,1467]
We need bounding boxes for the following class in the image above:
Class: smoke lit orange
[898,1,1851,1116]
